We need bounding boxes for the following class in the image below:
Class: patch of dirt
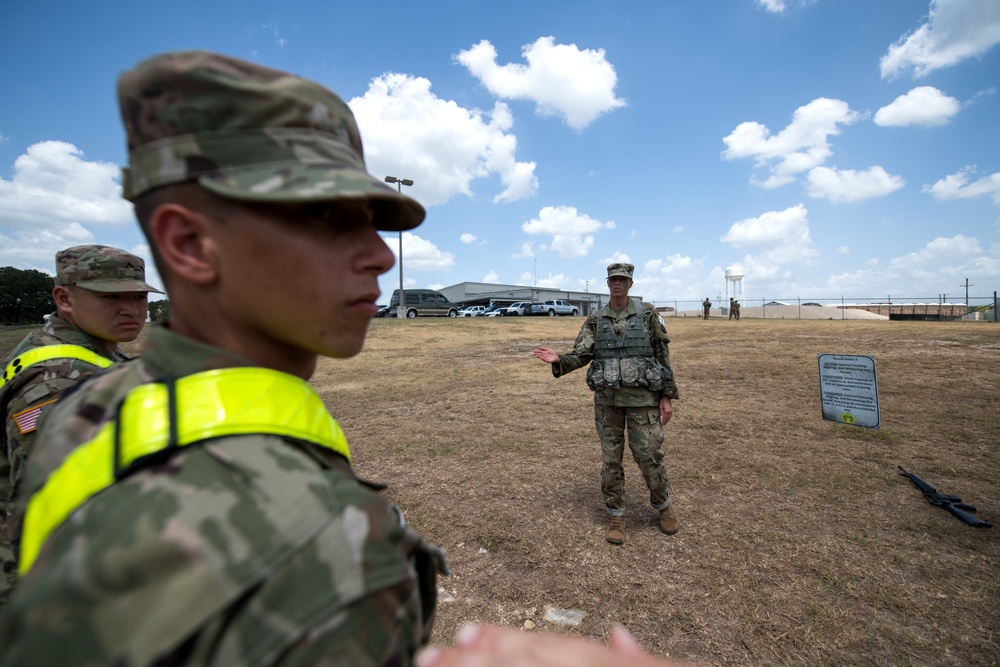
[332,318,1000,667]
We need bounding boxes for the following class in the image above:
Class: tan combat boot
[658,505,679,535]
[606,516,625,544]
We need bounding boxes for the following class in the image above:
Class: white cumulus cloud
[807,166,906,202]
[522,205,615,259]
[383,232,455,272]
[456,37,626,131]
[0,141,132,229]
[923,166,1000,204]
[600,251,632,266]
[721,204,817,263]
[756,0,786,13]
[827,234,999,298]
[0,140,135,272]
[874,86,961,126]
[460,233,478,244]
[350,73,538,206]
[881,0,1000,79]
[722,98,862,188]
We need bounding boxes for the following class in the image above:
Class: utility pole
[960,278,974,314]
[384,176,413,319]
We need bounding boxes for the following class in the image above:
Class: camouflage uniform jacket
[551,300,679,407]
[0,325,445,666]
[1,313,126,602]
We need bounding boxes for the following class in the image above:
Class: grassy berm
[3,317,998,666]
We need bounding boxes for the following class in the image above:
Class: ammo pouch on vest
[586,357,670,391]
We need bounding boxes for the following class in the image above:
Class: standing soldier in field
[532,263,680,545]
[702,297,712,319]
[729,298,735,320]
[733,300,741,320]
[0,245,159,605]
[0,51,446,665]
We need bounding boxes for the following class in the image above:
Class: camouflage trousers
[0,508,15,607]
[0,457,14,606]
[594,404,670,517]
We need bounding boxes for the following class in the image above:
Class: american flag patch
[12,398,59,435]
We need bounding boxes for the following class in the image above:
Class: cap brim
[197,162,426,232]
[77,280,164,294]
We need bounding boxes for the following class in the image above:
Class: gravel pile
[676,305,888,320]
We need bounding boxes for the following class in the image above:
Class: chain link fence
[650,294,999,321]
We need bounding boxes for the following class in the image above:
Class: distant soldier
[733,300,741,320]
[729,298,735,320]
[703,297,712,319]
[0,245,160,604]
[532,263,680,545]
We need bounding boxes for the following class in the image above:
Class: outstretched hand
[416,624,697,667]
[532,347,559,363]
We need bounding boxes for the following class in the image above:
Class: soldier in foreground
[532,263,680,545]
[0,245,159,605]
[0,51,446,665]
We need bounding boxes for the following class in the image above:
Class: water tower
[725,265,745,305]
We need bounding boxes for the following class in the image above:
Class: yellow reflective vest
[1,344,114,390]
[20,367,350,574]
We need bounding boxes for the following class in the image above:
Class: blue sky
[1,0,998,307]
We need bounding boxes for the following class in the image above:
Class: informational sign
[817,354,880,429]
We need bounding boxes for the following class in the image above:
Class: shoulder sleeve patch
[12,398,59,434]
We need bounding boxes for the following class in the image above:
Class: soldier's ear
[52,285,73,313]
[150,203,219,287]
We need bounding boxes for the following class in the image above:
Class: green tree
[148,299,171,322]
[0,266,54,325]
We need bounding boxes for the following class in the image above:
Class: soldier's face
[607,276,632,297]
[57,286,148,343]
[207,199,395,373]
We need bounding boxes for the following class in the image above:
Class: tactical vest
[586,308,670,392]
[20,367,350,574]
[1,344,114,391]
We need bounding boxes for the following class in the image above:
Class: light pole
[385,176,413,319]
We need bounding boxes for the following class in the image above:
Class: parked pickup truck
[529,299,579,316]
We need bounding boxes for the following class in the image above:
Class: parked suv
[458,305,487,317]
[388,289,460,318]
[502,301,534,316]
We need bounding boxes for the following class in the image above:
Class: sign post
[817,354,880,429]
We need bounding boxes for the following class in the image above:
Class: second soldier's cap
[116,50,425,232]
[54,245,163,293]
[606,263,634,279]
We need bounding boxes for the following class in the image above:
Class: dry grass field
[3,317,998,666]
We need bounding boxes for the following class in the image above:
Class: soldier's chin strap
[1,344,113,389]
[20,367,350,575]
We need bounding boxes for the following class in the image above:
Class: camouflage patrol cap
[606,263,634,279]
[117,50,425,232]
[54,245,163,293]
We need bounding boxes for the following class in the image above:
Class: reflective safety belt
[1,344,113,389]
[20,367,350,575]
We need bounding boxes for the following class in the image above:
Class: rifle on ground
[898,466,992,528]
